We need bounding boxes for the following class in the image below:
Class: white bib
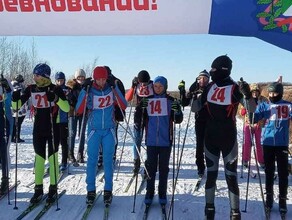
[136,84,154,97]
[31,92,55,108]
[93,92,114,109]
[207,84,233,105]
[147,98,168,116]
[269,104,291,121]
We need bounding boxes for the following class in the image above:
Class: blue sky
[9,34,292,90]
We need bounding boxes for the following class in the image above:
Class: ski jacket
[56,84,69,124]
[126,81,154,126]
[254,99,292,147]
[12,83,69,135]
[0,86,13,136]
[11,80,28,118]
[144,93,183,147]
[75,82,127,130]
[66,79,83,117]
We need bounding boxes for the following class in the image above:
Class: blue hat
[153,76,168,90]
[33,63,51,79]
[55,72,66,80]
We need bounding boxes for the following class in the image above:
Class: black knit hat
[137,70,150,83]
[211,55,232,72]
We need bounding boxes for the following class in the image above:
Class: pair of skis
[16,190,66,220]
[265,207,287,220]
[143,203,167,220]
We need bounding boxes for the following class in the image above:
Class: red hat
[93,66,108,80]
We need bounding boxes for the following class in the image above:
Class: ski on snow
[161,204,167,220]
[143,204,151,220]
[193,175,204,192]
[265,207,287,220]
[33,189,66,220]
[81,191,102,220]
[103,204,110,220]
[16,194,49,220]
[0,181,21,200]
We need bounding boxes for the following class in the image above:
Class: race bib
[269,104,291,121]
[93,92,114,109]
[31,92,55,108]
[136,84,154,97]
[147,98,168,116]
[207,84,233,105]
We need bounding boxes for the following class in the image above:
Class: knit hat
[138,70,150,83]
[55,72,66,80]
[153,76,168,91]
[198,70,210,78]
[211,55,232,72]
[93,66,108,80]
[74,69,86,79]
[33,63,51,79]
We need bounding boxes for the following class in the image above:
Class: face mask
[210,69,230,83]
[269,94,282,103]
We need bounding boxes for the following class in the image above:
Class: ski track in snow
[1,107,291,220]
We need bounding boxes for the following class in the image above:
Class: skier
[179,69,210,177]
[75,66,127,205]
[97,66,125,167]
[11,74,27,143]
[240,83,267,169]
[0,77,13,195]
[125,70,154,174]
[141,76,183,206]
[66,69,87,163]
[12,63,70,203]
[241,81,291,217]
[54,72,70,171]
[200,55,244,220]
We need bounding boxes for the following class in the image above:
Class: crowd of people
[0,54,291,220]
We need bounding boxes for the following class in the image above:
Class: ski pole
[171,106,177,220]
[240,119,245,179]
[115,93,134,180]
[13,94,19,209]
[168,97,194,220]
[48,90,60,211]
[131,170,139,213]
[111,88,150,179]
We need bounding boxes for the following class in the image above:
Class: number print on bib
[270,104,291,121]
[136,84,154,97]
[147,98,168,116]
[31,92,55,108]
[93,92,113,109]
[207,84,233,105]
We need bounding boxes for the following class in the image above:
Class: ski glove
[139,98,149,108]
[238,79,251,99]
[12,90,21,101]
[178,80,186,96]
[171,100,181,112]
[0,78,11,92]
[132,77,138,88]
[83,77,93,89]
[46,90,56,102]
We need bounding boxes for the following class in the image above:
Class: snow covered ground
[1,107,291,220]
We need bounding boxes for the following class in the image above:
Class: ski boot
[159,193,167,205]
[77,152,85,163]
[0,177,9,195]
[133,158,141,174]
[205,204,215,220]
[144,190,154,205]
[104,190,113,206]
[60,163,68,172]
[46,184,57,203]
[30,184,44,204]
[230,209,241,220]
[86,190,96,205]
[279,197,287,216]
[68,150,76,163]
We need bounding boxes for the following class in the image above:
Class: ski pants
[86,128,116,192]
[195,120,206,173]
[145,146,171,202]
[204,121,240,210]
[12,115,25,140]
[242,124,264,164]
[33,130,59,185]
[263,146,288,198]
[133,123,144,160]
[0,117,10,179]
[55,122,69,164]
[68,115,87,155]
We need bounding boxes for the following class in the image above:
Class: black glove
[107,76,116,88]
[12,90,21,101]
[139,98,149,108]
[238,79,251,99]
[132,77,138,88]
[46,90,56,102]
[171,100,181,112]
[0,78,11,92]
[83,77,93,89]
[178,80,186,95]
